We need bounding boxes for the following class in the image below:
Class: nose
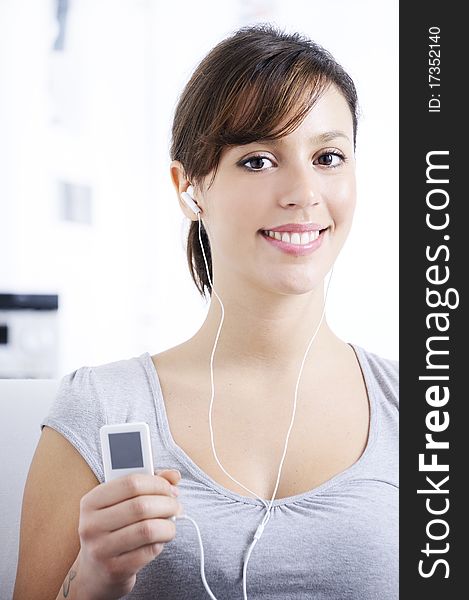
[278,165,320,210]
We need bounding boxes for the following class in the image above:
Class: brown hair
[170,23,359,300]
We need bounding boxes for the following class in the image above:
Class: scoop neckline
[141,343,381,508]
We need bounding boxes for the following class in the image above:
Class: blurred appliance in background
[0,293,59,379]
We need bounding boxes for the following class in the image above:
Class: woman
[14,23,398,600]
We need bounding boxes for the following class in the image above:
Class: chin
[267,272,326,297]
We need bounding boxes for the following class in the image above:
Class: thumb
[156,468,182,484]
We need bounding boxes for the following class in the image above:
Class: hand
[74,469,183,599]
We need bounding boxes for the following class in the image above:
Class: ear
[170,160,202,221]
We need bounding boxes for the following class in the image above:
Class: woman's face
[198,84,356,296]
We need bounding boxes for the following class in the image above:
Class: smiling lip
[261,222,324,233]
[259,227,328,256]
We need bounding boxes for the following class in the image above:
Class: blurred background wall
[0,0,398,377]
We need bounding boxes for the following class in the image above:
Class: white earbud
[181,185,201,215]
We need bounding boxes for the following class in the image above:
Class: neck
[188,280,340,376]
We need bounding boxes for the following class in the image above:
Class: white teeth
[290,233,300,244]
[263,229,321,245]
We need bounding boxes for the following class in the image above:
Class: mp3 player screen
[108,432,144,469]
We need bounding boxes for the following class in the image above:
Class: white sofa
[0,379,60,599]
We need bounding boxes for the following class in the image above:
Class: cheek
[217,190,264,235]
[209,195,254,256]
[327,178,356,224]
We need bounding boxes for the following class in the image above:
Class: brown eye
[248,157,267,170]
[318,153,333,165]
[315,152,344,167]
[240,155,275,171]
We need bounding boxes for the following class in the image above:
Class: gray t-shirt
[41,344,398,599]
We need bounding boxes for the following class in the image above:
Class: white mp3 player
[100,422,154,482]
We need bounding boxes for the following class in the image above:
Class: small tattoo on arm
[62,569,77,597]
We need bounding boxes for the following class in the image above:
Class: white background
[0,0,398,376]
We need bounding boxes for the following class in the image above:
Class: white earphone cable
[184,212,335,599]
[172,195,334,599]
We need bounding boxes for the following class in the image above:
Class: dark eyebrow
[254,130,351,146]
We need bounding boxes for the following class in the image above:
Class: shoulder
[352,344,399,411]
[53,353,149,413]
[360,347,399,384]
[41,353,151,481]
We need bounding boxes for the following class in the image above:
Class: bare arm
[14,426,182,600]
[13,426,100,599]
[55,555,80,600]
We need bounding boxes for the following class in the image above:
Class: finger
[83,473,175,510]
[94,495,182,532]
[156,469,181,485]
[105,540,166,579]
[105,517,177,557]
